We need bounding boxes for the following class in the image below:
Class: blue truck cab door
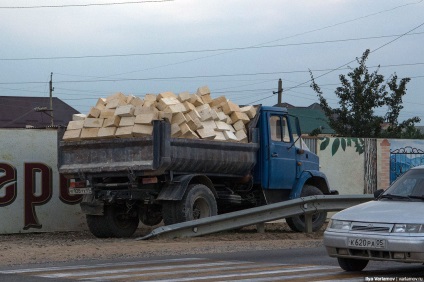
[266,113,297,189]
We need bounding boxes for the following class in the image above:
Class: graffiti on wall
[320,137,365,156]
[0,162,82,230]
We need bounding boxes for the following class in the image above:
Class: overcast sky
[1,0,423,124]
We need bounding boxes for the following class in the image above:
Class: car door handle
[271,152,278,157]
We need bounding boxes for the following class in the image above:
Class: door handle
[271,152,278,157]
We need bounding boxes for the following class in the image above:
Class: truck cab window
[270,116,290,143]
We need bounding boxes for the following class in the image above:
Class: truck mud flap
[80,194,104,215]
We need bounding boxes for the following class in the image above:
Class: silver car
[324,166,424,271]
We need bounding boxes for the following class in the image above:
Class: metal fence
[390,146,424,183]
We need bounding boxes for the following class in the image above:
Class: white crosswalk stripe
[0,258,368,281]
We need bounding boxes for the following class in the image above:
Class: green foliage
[310,49,421,139]
[320,137,364,156]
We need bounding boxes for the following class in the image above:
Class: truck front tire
[86,205,139,238]
[286,185,327,232]
[162,184,217,225]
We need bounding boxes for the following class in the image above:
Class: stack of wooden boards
[63,86,257,143]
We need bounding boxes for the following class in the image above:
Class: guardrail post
[256,222,265,233]
[304,213,313,233]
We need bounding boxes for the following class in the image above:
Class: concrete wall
[0,129,86,234]
[317,137,365,195]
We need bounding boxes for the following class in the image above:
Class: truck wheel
[86,214,113,238]
[139,204,163,226]
[162,184,217,225]
[337,257,368,271]
[286,185,327,232]
[104,205,139,238]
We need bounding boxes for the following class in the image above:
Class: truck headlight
[393,224,424,233]
[328,219,351,230]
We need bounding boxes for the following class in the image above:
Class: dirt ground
[0,222,325,266]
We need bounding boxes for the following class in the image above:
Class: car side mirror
[373,189,384,199]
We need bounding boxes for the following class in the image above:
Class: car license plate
[348,238,386,249]
[69,188,92,195]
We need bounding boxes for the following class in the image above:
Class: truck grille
[351,223,392,233]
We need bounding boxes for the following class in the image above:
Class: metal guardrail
[137,194,374,240]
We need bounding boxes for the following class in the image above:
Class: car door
[267,115,297,189]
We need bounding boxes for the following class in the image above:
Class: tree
[310,49,421,138]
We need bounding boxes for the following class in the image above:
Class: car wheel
[337,257,369,271]
[286,185,327,232]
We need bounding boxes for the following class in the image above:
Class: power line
[1,63,423,86]
[247,20,424,104]
[2,32,423,61]
[0,0,174,9]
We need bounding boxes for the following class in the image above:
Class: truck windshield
[383,169,424,199]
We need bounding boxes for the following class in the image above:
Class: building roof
[273,103,334,135]
[0,96,79,128]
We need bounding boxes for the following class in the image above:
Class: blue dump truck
[58,106,335,238]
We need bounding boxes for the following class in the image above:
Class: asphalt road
[1,246,424,281]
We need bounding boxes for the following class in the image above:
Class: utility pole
[273,78,283,107]
[49,72,54,126]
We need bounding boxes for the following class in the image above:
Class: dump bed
[58,121,259,178]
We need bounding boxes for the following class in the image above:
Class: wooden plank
[130,96,144,107]
[67,120,84,130]
[115,126,134,138]
[106,92,126,103]
[157,97,180,111]
[119,117,136,127]
[158,111,173,123]
[171,123,182,137]
[240,105,257,119]
[133,124,153,137]
[196,128,216,140]
[105,98,127,109]
[230,111,250,124]
[222,101,240,115]
[81,128,100,139]
[210,96,227,108]
[178,91,191,102]
[63,129,81,141]
[135,112,158,125]
[196,85,210,96]
[87,107,101,118]
[235,130,248,143]
[99,109,116,119]
[144,94,157,102]
[224,130,238,142]
[171,112,187,125]
[157,91,177,100]
[215,121,235,132]
[97,127,117,138]
[233,119,246,132]
[115,104,135,117]
[103,116,121,127]
[83,118,104,128]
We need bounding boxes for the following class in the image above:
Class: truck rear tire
[86,214,113,238]
[86,205,139,238]
[162,184,217,225]
[286,185,327,232]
